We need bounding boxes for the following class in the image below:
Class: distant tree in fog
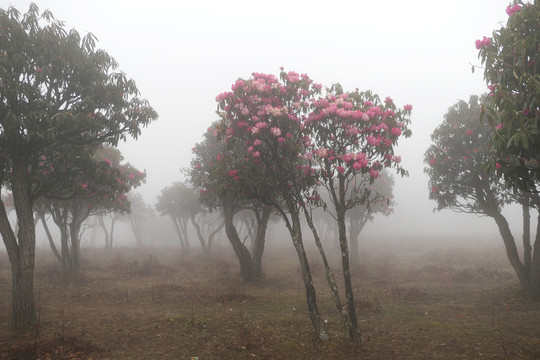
[156,183,195,252]
[156,182,223,256]
[476,2,540,297]
[123,193,154,247]
[345,170,394,265]
[0,4,157,329]
[425,95,540,297]
[189,125,271,282]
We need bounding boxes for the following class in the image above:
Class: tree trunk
[492,211,529,290]
[251,206,270,279]
[526,214,540,297]
[335,177,361,341]
[337,209,360,341]
[171,216,187,251]
[98,215,111,249]
[286,209,329,341]
[303,206,350,336]
[223,192,256,282]
[38,213,62,263]
[0,163,37,330]
[190,215,209,255]
[522,196,532,272]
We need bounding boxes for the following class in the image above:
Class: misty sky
[6,0,524,239]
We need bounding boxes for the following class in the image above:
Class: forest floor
[0,240,539,359]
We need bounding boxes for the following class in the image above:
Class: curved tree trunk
[223,192,256,282]
[492,211,528,288]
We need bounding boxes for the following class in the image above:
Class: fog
[7,0,527,244]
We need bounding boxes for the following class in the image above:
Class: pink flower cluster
[506,4,522,16]
[475,36,491,49]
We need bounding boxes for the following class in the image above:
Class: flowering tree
[305,84,411,340]
[477,1,540,196]
[476,2,540,296]
[34,146,145,278]
[0,4,157,329]
[189,125,271,282]
[215,69,330,340]
[425,96,540,296]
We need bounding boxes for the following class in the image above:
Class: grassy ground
[0,241,539,359]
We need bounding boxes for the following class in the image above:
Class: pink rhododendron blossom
[256,122,268,130]
[384,97,393,104]
[465,129,474,136]
[128,173,135,179]
[393,155,401,163]
[348,125,360,135]
[496,162,502,169]
[217,154,223,161]
[252,151,261,158]
[431,186,438,193]
[362,113,369,121]
[271,127,282,136]
[247,146,254,153]
[352,162,364,170]
[253,139,262,146]
[231,79,245,91]
[237,121,248,128]
[342,153,354,163]
[229,170,238,178]
[367,136,381,146]
[429,158,436,166]
[277,137,286,144]
[506,4,522,16]
[336,166,345,174]
[369,169,379,178]
[103,158,112,166]
[390,127,402,136]
[496,123,503,130]
[475,36,491,49]
[403,104,413,111]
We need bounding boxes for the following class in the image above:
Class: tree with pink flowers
[305,84,411,340]
[34,146,145,278]
[477,1,540,193]
[215,69,330,340]
[214,69,412,341]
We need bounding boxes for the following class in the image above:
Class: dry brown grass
[0,241,539,359]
